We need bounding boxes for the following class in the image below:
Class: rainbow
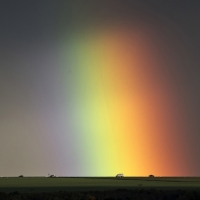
[61,24,188,176]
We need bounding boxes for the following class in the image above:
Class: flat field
[0,177,200,193]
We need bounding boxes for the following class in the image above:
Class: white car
[116,174,124,177]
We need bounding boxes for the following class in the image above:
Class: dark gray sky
[1,0,200,176]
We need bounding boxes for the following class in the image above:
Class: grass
[0,177,200,193]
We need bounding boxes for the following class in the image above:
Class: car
[116,174,124,177]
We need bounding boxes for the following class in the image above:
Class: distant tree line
[0,189,199,200]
